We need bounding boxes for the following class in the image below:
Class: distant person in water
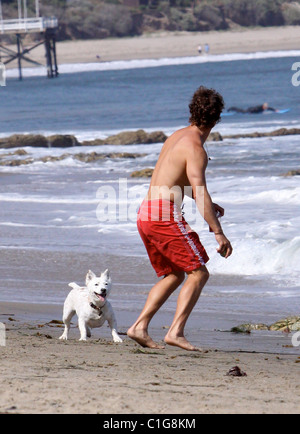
[228,103,277,114]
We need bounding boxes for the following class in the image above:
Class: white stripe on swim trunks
[173,205,206,266]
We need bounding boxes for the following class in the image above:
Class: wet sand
[0,308,299,414]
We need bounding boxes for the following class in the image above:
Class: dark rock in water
[83,130,168,146]
[88,130,217,145]
[269,316,300,332]
[47,135,80,148]
[0,157,34,166]
[232,316,300,333]
[282,169,300,176]
[231,323,268,333]
[39,154,70,163]
[0,148,28,158]
[207,132,223,142]
[0,151,146,167]
[147,131,168,144]
[268,128,300,136]
[81,139,105,147]
[12,149,28,156]
[130,168,154,178]
[0,134,48,149]
[224,127,300,140]
[104,130,167,146]
[73,152,104,163]
[0,134,79,149]
[0,127,298,150]
[73,152,145,163]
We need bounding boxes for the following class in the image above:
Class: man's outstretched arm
[186,145,233,258]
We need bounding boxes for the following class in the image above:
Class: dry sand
[5,26,300,68]
[1,26,300,415]
[0,308,300,414]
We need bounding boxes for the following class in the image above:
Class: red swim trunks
[137,199,209,277]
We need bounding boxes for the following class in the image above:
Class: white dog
[59,269,123,343]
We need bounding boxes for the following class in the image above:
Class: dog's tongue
[97,295,105,302]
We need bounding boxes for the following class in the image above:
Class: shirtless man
[127,86,233,351]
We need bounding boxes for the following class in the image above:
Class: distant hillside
[1,0,300,41]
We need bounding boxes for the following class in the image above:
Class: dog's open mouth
[94,292,106,302]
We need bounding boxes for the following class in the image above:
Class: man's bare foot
[164,334,202,351]
[127,326,165,349]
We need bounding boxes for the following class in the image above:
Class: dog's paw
[59,335,68,341]
[113,336,123,343]
[79,338,87,342]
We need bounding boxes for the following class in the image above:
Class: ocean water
[0,52,299,325]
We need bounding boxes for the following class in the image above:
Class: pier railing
[0,17,58,34]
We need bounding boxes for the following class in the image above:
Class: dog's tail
[68,282,82,290]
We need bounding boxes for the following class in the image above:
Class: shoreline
[1,304,300,414]
[1,300,299,356]
[4,26,300,69]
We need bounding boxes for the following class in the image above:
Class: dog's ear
[103,269,110,279]
[86,270,96,284]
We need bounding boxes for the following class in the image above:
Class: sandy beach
[5,26,300,68]
[0,300,299,415]
[1,25,300,415]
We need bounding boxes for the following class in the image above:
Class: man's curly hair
[189,86,224,129]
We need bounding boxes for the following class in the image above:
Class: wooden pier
[0,1,59,80]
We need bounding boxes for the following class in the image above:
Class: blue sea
[0,51,299,351]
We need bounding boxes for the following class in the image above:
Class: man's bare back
[146,126,201,203]
[146,125,227,239]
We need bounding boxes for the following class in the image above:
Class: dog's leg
[111,328,123,343]
[78,318,88,341]
[86,326,91,338]
[107,306,123,343]
[59,307,75,341]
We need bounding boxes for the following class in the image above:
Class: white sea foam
[206,235,300,285]
[5,50,300,78]
[0,193,99,205]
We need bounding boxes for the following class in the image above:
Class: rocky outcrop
[0,151,145,167]
[0,134,48,149]
[0,157,34,166]
[72,152,145,163]
[0,130,167,149]
[224,128,300,140]
[2,126,297,151]
[269,317,300,332]
[207,132,223,142]
[47,135,80,148]
[0,134,79,149]
[282,169,300,177]
[130,168,154,178]
[231,316,300,333]
[82,130,168,146]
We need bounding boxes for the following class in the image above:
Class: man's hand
[213,203,225,217]
[215,233,233,259]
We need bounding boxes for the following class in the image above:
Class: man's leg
[164,266,209,351]
[127,271,185,349]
